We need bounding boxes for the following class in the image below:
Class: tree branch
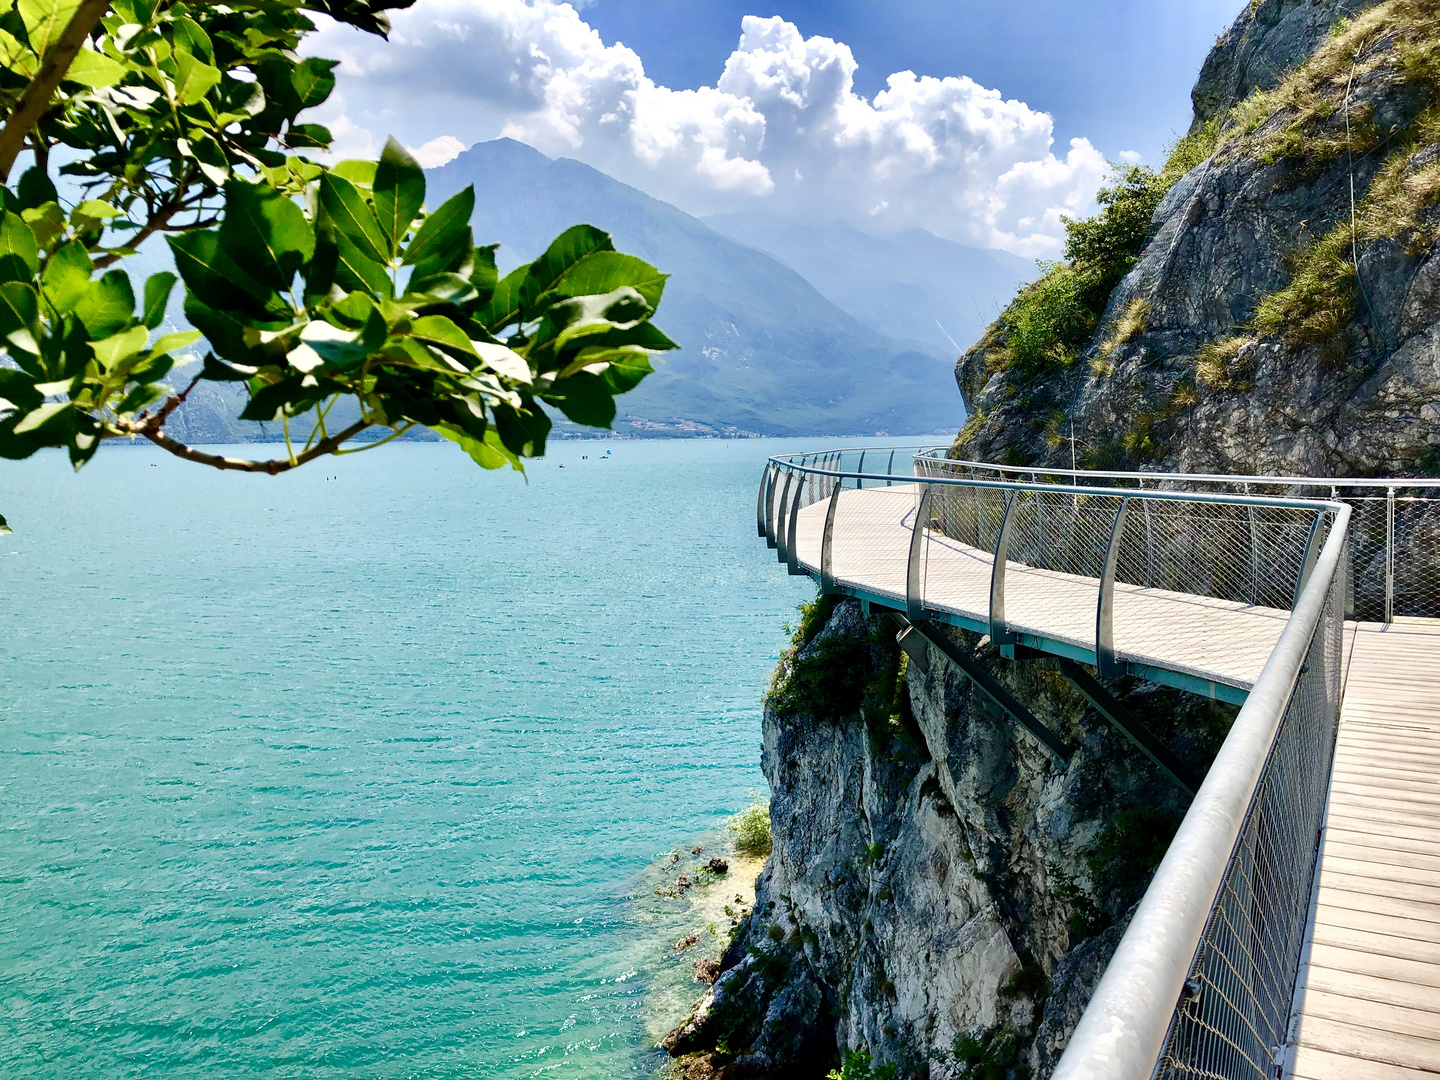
[112,418,374,473]
[0,0,114,182]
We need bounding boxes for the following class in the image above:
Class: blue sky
[312,0,1247,256]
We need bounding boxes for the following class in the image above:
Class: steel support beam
[895,614,1072,765]
[1056,658,1200,797]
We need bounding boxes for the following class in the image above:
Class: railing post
[887,448,896,485]
[906,485,935,620]
[774,469,794,562]
[764,466,781,547]
[1386,486,1396,622]
[856,450,865,490]
[1096,497,1133,677]
[787,471,806,575]
[820,482,843,593]
[990,491,1020,648]
[757,464,773,539]
[1293,511,1326,608]
[1244,482,1262,605]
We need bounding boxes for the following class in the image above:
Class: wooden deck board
[1290,623,1440,1079]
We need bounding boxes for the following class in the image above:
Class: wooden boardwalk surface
[1287,621,1440,1079]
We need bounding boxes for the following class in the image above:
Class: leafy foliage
[827,1050,898,1080]
[728,796,772,856]
[0,0,674,492]
[1000,165,1168,376]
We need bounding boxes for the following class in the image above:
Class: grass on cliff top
[1213,1,1440,350]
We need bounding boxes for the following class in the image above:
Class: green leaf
[218,180,315,290]
[0,281,39,359]
[18,0,79,57]
[73,270,134,339]
[599,349,654,394]
[70,199,120,231]
[41,241,92,314]
[150,329,202,355]
[476,265,527,332]
[381,334,465,375]
[331,230,392,296]
[0,210,38,282]
[65,47,126,88]
[142,272,177,329]
[402,186,473,272]
[21,201,65,251]
[91,324,149,370]
[177,133,229,186]
[410,314,477,361]
[518,224,614,317]
[542,369,615,428]
[470,243,499,307]
[0,28,36,78]
[13,399,71,436]
[329,160,377,188]
[168,230,286,319]
[171,14,214,62]
[173,48,222,105]
[472,341,532,385]
[436,422,521,472]
[546,251,667,310]
[284,123,331,149]
[318,171,389,265]
[373,137,424,255]
[290,57,337,109]
[16,166,56,211]
[405,271,475,305]
[0,367,42,411]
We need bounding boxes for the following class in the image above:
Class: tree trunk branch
[0,0,114,182]
[113,418,374,473]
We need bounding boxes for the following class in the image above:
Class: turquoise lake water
[0,437,918,1078]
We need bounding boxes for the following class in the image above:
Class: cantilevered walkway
[757,449,1440,1080]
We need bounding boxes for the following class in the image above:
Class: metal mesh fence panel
[917,453,1440,622]
[1152,547,1347,1080]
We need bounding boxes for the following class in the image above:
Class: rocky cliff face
[664,600,1232,1078]
[956,0,1440,478]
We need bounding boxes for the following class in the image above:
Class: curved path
[758,453,1440,1080]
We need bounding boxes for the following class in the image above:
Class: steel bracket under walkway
[890,614,1199,796]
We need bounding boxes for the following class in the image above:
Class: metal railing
[754,446,1359,1080]
[918,451,1440,623]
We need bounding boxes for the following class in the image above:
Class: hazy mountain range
[162,139,1037,442]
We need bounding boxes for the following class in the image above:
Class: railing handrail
[917,450,1440,491]
[1049,500,1351,1080]
[764,456,1344,514]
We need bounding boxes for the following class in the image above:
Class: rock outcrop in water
[666,1,1440,1075]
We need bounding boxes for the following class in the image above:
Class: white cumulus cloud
[308,2,1113,256]
[406,135,467,167]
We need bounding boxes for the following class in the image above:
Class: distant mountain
[428,139,963,437]
[702,212,1035,357]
